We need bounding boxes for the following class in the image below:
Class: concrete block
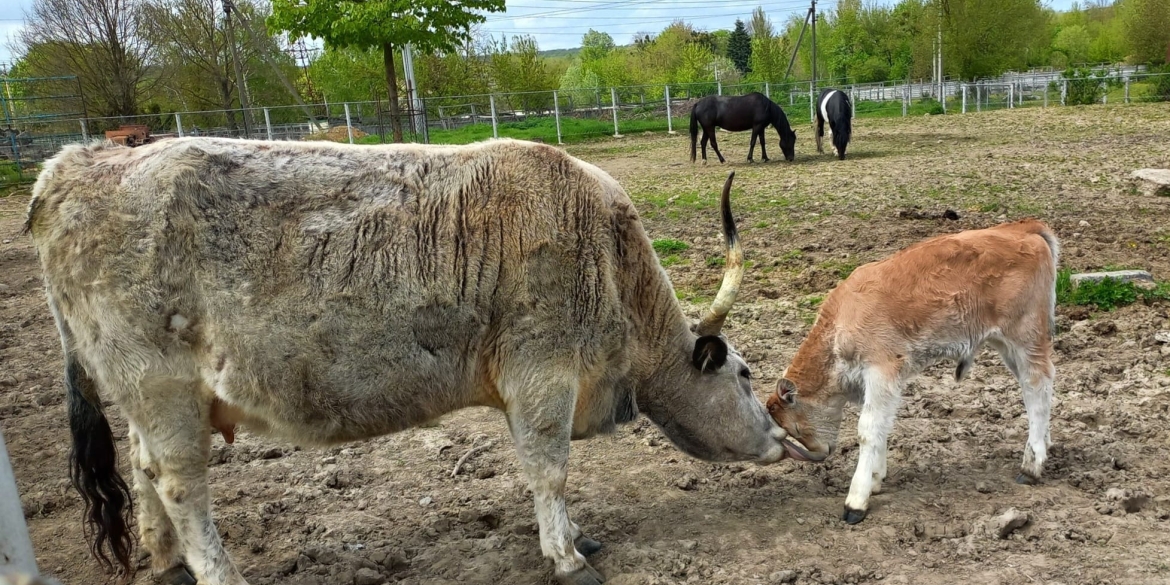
[1070,270,1155,289]
[1130,169,1170,197]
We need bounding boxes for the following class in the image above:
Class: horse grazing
[690,92,796,164]
[816,88,853,160]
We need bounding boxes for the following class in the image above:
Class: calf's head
[639,172,788,465]
[765,376,845,462]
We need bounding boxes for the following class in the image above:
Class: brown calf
[767,220,1059,524]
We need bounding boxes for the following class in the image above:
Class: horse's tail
[833,94,852,160]
[689,108,699,163]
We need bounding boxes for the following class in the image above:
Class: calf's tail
[689,110,699,162]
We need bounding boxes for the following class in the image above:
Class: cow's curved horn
[696,171,743,337]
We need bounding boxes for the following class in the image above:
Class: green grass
[402,116,674,145]
[652,238,689,255]
[706,256,726,267]
[1056,268,1170,311]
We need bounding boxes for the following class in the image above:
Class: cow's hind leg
[128,423,196,585]
[503,369,602,585]
[843,367,901,524]
[127,376,246,585]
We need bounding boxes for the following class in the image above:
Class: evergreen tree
[728,19,752,73]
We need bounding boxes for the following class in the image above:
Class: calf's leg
[503,369,603,585]
[843,368,901,524]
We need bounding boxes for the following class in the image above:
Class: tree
[580,29,615,63]
[749,7,775,39]
[268,0,505,142]
[940,0,1050,80]
[728,19,752,73]
[1121,0,1170,64]
[1053,24,1091,64]
[17,0,158,118]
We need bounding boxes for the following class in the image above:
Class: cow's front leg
[843,370,901,524]
[506,373,603,585]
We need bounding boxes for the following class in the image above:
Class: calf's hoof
[574,534,603,557]
[1015,472,1039,485]
[841,507,867,525]
[159,564,197,585]
[557,563,605,585]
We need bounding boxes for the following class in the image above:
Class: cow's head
[639,172,788,465]
[765,376,843,462]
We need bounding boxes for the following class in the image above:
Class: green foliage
[1121,0,1170,64]
[1063,67,1106,105]
[728,19,752,73]
[1153,66,1170,101]
[1053,24,1091,64]
[580,30,615,63]
[652,239,690,254]
[1056,268,1170,311]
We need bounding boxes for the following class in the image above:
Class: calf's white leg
[504,370,602,585]
[1017,348,1055,484]
[843,369,901,524]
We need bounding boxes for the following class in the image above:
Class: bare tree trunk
[383,42,403,143]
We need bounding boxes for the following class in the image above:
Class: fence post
[1,428,40,578]
[1061,80,1067,106]
[977,84,981,112]
[665,85,675,135]
[175,113,184,137]
[343,103,354,144]
[553,91,563,145]
[611,87,622,138]
[717,81,722,96]
[850,85,856,119]
[1008,84,1014,109]
[902,86,908,117]
[1043,83,1048,108]
[263,108,273,141]
[962,85,967,113]
[79,119,88,142]
[1124,77,1130,103]
[809,81,814,123]
[490,95,499,139]
[764,82,770,99]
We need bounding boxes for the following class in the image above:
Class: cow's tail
[52,294,135,573]
[1022,221,1061,339]
[689,109,699,163]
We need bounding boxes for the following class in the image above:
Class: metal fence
[3,71,1169,187]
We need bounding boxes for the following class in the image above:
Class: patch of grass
[781,249,804,262]
[706,256,726,267]
[820,259,860,279]
[652,238,689,254]
[1056,268,1170,311]
[394,116,675,146]
[660,254,684,267]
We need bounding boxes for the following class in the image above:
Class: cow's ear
[692,336,728,373]
[777,378,798,404]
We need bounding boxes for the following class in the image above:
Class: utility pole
[223,0,253,137]
[937,19,943,110]
[810,0,817,93]
[783,7,811,81]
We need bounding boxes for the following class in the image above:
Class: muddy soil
[3,104,1170,585]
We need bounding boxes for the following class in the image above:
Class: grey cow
[26,137,788,585]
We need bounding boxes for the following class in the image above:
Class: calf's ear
[692,335,728,373]
[776,378,798,404]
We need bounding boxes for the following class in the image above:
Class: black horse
[816,88,853,160]
[689,92,796,164]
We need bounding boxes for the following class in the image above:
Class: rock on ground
[988,508,1030,539]
[1070,270,1155,288]
[1130,169,1170,197]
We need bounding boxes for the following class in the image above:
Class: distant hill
[539,47,582,59]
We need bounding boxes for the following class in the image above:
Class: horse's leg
[816,116,825,154]
[700,130,709,164]
[758,125,770,162]
[708,125,726,164]
[747,129,757,162]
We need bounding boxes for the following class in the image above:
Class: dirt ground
[3,103,1170,585]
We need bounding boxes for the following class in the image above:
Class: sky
[0,0,1084,68]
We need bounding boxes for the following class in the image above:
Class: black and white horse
[689,92,796,164]
[816,88,852,160]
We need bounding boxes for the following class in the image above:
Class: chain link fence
[3,71,1169,188]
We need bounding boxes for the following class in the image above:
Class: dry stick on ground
[451,441,495,477]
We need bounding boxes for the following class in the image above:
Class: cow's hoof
[842,507,867,525]
[557,563,605,585]
[159,564,197,585]
[575,534,603,557]
[1015,473,1039,485]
